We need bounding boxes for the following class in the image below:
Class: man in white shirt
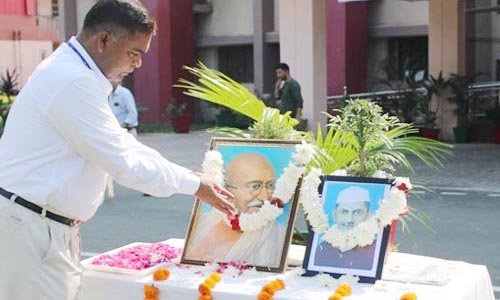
[108,81,139,136]
[0,1,234,300]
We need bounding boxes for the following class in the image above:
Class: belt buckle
[70,219,83,227]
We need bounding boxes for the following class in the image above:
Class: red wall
[0,0,36,15]
[134,0,194,124]
[327,0,368,95]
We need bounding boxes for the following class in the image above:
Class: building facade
[7,0,500,140]
[0,0,61,86]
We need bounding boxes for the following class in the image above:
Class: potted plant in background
[0,68,19,134]
[421,71,452,140]
[449,73,481,143]
[486,105,500,144]
[166,98,191,133]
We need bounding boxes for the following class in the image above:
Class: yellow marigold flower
[210,272,221,282]
[336,284,352,296]
[257,291,273,300]
[275,278,286,290]
[262,284,276,296]
[328,292,343,300]
[198,283,212,296]
[153,268,170,281]
[143,284,159,298]
[198,295,212,300]
[205,278,216,289]
[400,292,417,300]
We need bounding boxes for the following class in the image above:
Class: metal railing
[326,81,500,122]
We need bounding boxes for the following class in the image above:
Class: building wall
[37,0,52,16]
[368,0,428,27]
[0,40,52,85]
[76,0,97,32]
[197,0,253,36]
[366,38,389,89]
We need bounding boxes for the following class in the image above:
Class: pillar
[134,0,194,124]
[278,0,327,129]
[253,0,275,97]
[429,0,466,141]
[327,0,368,96]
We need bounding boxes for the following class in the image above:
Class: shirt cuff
[178,172,201,195]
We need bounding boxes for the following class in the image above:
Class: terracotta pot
[493,128,500,144]
[419,127,440,140]
[171,116,191,134]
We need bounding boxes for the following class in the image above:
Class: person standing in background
[109,80,139,136]
[273,63,303,120]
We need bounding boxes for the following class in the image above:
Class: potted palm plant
[449,73,481,143]
[421,71,452,140]
[486,106,500,144]
[166,98,191,133]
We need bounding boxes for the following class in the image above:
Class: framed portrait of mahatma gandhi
[303,176,392,283]
[182,138,302,273]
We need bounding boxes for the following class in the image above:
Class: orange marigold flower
[400,292,417,300]
[328,292,343,300]
[257,291,273,300]
[275,278,286,290]
[209,272,221,282]
[205,278,216,289]
[153,268,170,281]
[262,284,276,295]
[336,284,352,296]
[143,284,159,298]
[198,295,212,300]
[198,283,212,296]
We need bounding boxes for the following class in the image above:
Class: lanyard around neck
[68,42,91,70]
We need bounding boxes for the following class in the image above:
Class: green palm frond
[310,123,358,174]
[207,127,250,138]
[175,62,266,122]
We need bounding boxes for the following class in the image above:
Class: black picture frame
[302,176,393,283]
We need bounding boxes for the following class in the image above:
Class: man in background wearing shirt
[0,1,234,300]
[273,62,303,120]
[109,81,139,136]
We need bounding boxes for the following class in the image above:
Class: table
[79,239,495,300]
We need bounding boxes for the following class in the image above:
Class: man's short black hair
[83,0,156,37]
[275,63,290,72]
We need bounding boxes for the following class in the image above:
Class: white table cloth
[79,239,495,300]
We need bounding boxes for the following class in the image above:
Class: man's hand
[194,175,236,215]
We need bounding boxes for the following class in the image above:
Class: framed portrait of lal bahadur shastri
[181,138,302,273]
[303,176,392,283]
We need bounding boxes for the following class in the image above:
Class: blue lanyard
[68,42,91,70]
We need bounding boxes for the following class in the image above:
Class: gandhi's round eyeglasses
[226,180,275,196]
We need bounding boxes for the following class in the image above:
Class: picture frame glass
[181,138,302,273]
[304,176,392,282]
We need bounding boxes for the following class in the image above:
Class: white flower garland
[202,142,314,233]
[300,170,410,252]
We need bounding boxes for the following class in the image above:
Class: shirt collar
[67,36,112,95]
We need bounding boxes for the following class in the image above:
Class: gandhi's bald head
[226,153,275,214]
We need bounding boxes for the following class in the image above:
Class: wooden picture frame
[181,138,302,273]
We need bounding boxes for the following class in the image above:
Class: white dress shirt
[0,36,200,221]
[108,85,138,128]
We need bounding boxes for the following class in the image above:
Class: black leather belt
[0,187,82,227]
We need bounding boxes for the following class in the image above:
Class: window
[387,37,428,82]
[218,46,254,83]
[52,0,59,17]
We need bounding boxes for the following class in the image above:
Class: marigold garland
[198,272,222,300]
[143,267,171,300]
[257,278,286,300]
[327,283,352,300]
[153,268,170,281]
[400,292,417,300]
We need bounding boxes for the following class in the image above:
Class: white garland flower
[301,169,410,251]
[292,141,315,166]
[299,168,328,233]
[202,151,225,186]
[315,273,338,289]
[238,201,282,232]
